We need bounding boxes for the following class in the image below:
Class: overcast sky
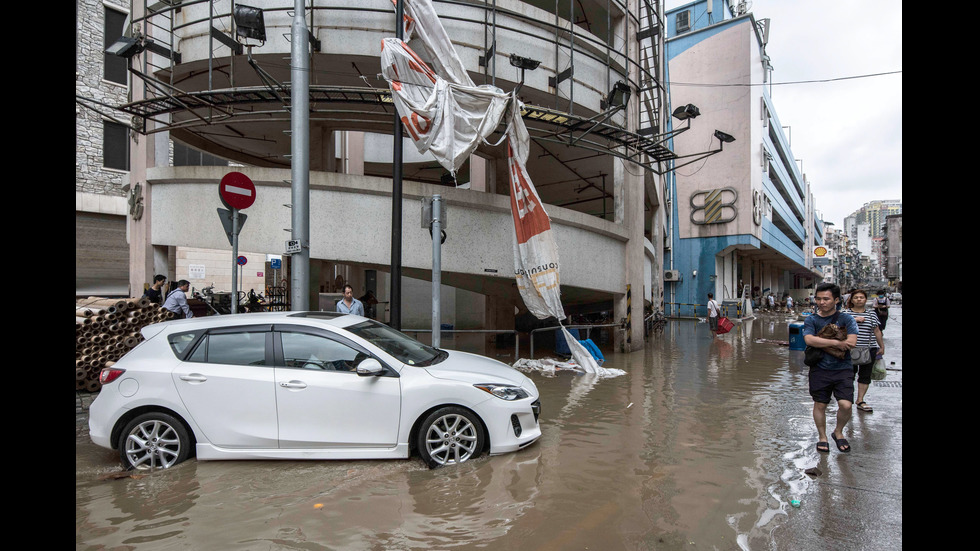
[664,0,902,229]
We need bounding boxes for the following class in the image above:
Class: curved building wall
[147,166,627,297]
[171,0,630,118]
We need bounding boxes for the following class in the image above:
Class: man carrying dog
[803,282,858,453]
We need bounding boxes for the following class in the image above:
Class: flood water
[76,307,902,550]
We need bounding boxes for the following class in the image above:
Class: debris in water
[99,471,145,481]
[804,467,822,477]
[754,338,789,346]
[790,497,801,508]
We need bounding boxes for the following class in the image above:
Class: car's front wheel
[119,412,191,470]
[417,407,485,468]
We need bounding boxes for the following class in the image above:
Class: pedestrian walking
[873,290,890,331]
[707,293,720,336]
[803,282,858,453]
[786,295,794,314]
[163,280,194,319]
[843,289,884,413]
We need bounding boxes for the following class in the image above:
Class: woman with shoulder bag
[843,289,884,413]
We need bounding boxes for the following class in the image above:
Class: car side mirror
[356,358,384,377]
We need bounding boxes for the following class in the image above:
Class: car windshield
[345,320,447,366]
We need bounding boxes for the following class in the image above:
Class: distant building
[882,214,902,289]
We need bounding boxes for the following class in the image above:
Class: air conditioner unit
[664,270,682,282]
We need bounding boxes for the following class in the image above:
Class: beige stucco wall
[669,20,764,241]
[147,166,627,296]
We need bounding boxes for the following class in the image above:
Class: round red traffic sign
[219,172,256,210]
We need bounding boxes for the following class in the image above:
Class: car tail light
[100,367,126,384]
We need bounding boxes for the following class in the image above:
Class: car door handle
[179,374,208,383]
[279,380,307,389]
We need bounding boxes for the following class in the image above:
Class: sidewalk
[774,306,902,549]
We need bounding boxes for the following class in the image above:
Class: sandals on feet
[831,432,850,453]
[816,441,830,453]
[857,401,874,413]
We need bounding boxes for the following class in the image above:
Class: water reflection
[77,311,900,549]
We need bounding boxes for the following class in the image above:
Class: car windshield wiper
[415,349,448,367]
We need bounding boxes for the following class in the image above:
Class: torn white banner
[380,38,509,175]
[382,0,604,374]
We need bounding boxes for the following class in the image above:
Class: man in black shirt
[143,274,167,305]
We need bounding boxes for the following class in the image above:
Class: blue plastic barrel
[788,322,805,350]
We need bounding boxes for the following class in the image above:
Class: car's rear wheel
[119,412,191,470]
[417,407,485,468]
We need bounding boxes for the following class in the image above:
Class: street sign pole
[231,208,239,314]
[219,171,256,315]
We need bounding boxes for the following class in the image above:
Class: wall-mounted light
[603,80,631,110]
[234,4,267,43]
[672,104,701,121]
[509,54,541,96]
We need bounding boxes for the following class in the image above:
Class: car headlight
[474,383,530,401]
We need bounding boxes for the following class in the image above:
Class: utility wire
[670,70,901,88]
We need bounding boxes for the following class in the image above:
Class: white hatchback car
[89,312,541,470]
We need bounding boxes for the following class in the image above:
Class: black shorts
[809,367,854,404]
[852,348,879,385]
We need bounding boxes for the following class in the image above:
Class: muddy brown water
[76,307,902,550]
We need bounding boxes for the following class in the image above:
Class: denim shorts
[808,367,855,404]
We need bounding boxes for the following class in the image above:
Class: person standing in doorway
[162,280,194,318]
[143,274,167,305]
[843,289,884,413]
[803,282,858,453]
[707,293,720,336]
[337,284,365,316]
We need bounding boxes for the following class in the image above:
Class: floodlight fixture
[234,4,267,43]
[105,36,142,59]
[509,54,541,96]
[714,130,736,144]
[670,128,737,171]
[509,54,541,71]
[672,103,700,121]
[605,80,631,109]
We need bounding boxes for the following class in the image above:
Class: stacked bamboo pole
[75,296,177,392]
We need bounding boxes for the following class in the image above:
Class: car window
[203,332,267,366]
[280,332,364,371]
[168,330,203,358]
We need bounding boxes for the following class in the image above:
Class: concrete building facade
[663,0,824,316]
[78,0,695,350]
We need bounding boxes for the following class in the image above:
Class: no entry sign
[219,172,256,210]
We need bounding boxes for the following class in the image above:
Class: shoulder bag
[850,347,871,365]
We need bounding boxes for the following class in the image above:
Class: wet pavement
[76,306,901,550]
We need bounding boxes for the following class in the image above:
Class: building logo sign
[690,187,737,225]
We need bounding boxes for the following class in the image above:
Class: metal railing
[403,329,520,361]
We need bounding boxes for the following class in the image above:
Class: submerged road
[76,306,902,550]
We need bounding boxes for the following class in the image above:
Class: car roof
[142,311,368,337]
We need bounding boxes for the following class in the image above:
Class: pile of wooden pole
[75,296,177,392]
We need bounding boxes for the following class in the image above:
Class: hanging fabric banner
[382,0,602,373]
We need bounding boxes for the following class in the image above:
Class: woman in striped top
[843,289,885,412]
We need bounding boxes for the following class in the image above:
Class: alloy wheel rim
[125,420,181,470]
[425,414,478,465]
